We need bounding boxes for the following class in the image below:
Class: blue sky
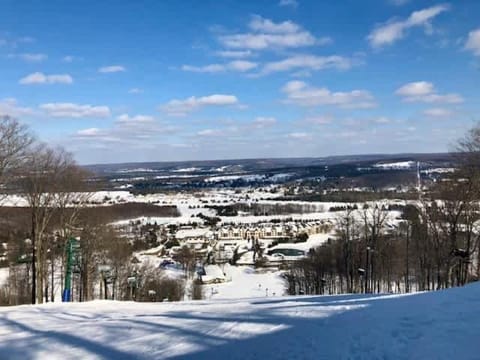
[1,0,479,164]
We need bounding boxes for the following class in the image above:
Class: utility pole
[417,161,422,199]
[406,223,410,293]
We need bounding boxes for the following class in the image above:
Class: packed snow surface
[1,283,480,359]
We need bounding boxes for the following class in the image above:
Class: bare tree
[20,145,81,304]
[361,203,388,293]
[454,123,480,280]
[335,207,361,293]
[0,116,33,199]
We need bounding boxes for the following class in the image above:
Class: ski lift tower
[62,237,80,302]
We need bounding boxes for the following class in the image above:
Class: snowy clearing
[1,283,479,359]
[203,265,286,299]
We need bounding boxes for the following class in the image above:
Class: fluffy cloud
[161,94,239,116]
[304,115,333,125]
[221,32,316,50]
[287,132,311,140]
[19,72,73,85]
[465,28,480,56]
[8,53,47,62]
[40,103,111,118]
[389,0,410,5]
[374,116,392,124]
[76,128,101,137]
[98,65,126,73]
[423,108,453,117]
[128,88,143,94]
[367,4,449,48]
[395,81,463,103]
[0,35,34,47]
[181,60,258,73]
[228,60,258,72]
[249,15,300,34]
[282,81,376,109]
[0,98,33,117]
[216,50,253,58]
[74,113,173,145]
[261,54,351,75]
[396,81,434,96]
[279,0,298,8]
[116,114,155,124]
[219,15,328,50]
[252,117,277,128]
[181,64,225,73]
[197,129,223,137]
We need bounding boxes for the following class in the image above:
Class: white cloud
[74,127,119,143]
[287,132,311,140]
[219,15,326,50]
[116,114,155,124]
[62,55,82,63]
[228,60,258,72]
[221,32,316,50]
[40,103,111,118]
[128,88,144,94]
[73,113,174,145]
[216,50,253,58]
[76,128,101,136]
[279,0,299,7]
[367,4,449,48]
[282,80,377,109]
[389,0,410,5]
[0,35,34,47]
[304,115,333,125]
[161,94,239,116]
[0,98,34,117]
[465,28,480,56]
[182,60,258,73]
[423,107,452,117]
[249,15,300,34]
[338,131,359,138]
[197,129,223,136]
[252,117,277,128]
[396,81,433,96]
[374,116,392,124]
[98,65,126,73]
[19,72,73,85]
[395,81,463,103]
[181,64,225,73]
[8,53,47,62]
[261,54,351,75]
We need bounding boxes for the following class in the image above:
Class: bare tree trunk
[51,259,55,302]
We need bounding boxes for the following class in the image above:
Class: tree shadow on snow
[0,314,141,360]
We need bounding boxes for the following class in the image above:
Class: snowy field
[1,283,479,359]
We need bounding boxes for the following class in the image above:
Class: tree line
[285,126,480,295]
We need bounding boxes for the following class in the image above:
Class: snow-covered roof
[175,228,212,239]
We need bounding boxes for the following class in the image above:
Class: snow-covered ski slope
[1,283,479,360]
